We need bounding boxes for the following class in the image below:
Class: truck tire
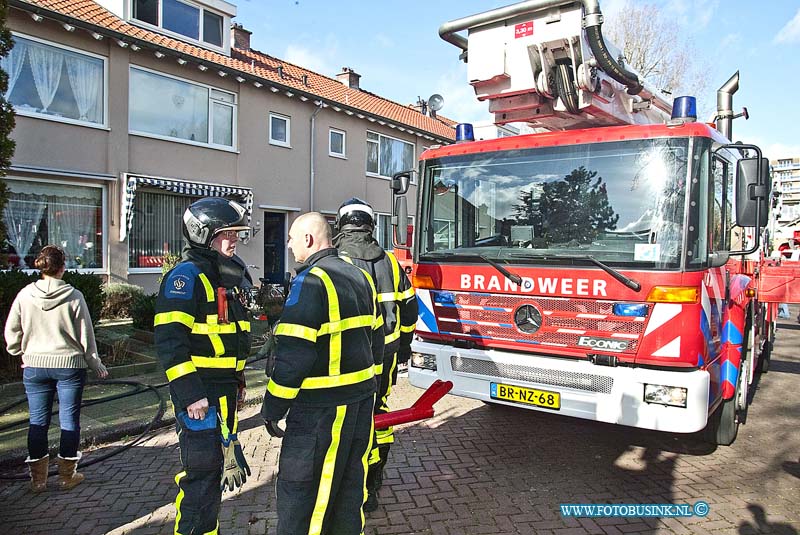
[703,363,743,446]
[759,320,774,374]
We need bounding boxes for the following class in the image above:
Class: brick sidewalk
[1,321,799,534]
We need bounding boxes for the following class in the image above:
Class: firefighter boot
[25,456,49,493]
[56,453,84,490]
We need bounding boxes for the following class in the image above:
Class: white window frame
[329,128,346,158]
[3,176,108,274]
[374,212,392,250]
[366,130,415,180]
[129,65,238,151]
[7,32,109,130]
[128,0,227,52]
[269,112,291,148]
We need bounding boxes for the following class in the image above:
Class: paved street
[1,321,799,535]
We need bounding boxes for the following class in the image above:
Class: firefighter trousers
[276,395,374,535]
[367,351,398,493]
[172,381,238,535]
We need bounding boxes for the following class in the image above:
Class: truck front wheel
[703,363,744,446]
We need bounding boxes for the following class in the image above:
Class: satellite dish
[428,94,444,112]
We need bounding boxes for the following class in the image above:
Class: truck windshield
[419,138,691,269]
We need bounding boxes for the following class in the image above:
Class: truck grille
[433,291,645,354]
[450,355,614,394]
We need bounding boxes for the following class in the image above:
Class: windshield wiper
[421,251,523,285]
[508,252,641,292]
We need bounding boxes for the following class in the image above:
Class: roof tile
[16,0,457,141]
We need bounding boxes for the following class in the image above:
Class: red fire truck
[389,0,792,445]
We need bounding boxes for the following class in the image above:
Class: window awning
[120,174,254,241]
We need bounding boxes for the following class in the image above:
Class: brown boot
[56,453,84,491]
[25,456,49,493]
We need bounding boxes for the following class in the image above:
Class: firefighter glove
[221,433,250,492]
[263,419,285,438]
[398,345,412,364]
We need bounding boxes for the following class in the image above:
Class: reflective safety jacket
[334,230,417,365]
[261,248,384,421]
[154,247,251,409]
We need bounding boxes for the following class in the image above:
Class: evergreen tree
[0,0,15,249]
[514,167,618,245]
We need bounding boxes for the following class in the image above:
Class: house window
[270,113,290,147]
[366,131,414,178]
[329,128,346,158]
[132,0,224,47]
[2,34,105,126]
[129,190,199,269]
[129,67,236,149]
[1,179,104,270]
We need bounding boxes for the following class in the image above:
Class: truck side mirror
[736,157,770,227]
[393,196,409,247]
[391,170,413,195]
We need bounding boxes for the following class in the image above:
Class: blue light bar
[671,96,697,121]
[455,123,474,143]
[433,291,456,305]
[613,303,649,317]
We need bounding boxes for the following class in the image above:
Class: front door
[262,212,286,284]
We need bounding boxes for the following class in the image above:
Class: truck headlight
[643,384,687,408]
[410,352,437,371]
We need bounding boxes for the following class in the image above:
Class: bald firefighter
[261,212,384,535]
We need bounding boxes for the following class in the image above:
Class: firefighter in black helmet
[333,197,418,512]
[155,197,253,535]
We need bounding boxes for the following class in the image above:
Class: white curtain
[3,199,46,267]
[49,199,96,268]
[65,56,101,122]
[28,44,63,112]
[1,39,27,99]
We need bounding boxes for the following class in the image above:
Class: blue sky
[234,0,800,158]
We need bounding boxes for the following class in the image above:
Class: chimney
[336,67,361,90]
[231,23,252,51]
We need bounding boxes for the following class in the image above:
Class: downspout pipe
[716,71,739,141]
[438,0,643,95]
[309,101,324,211]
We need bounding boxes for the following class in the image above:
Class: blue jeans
[23,367,87,459]
[778,304,790,318]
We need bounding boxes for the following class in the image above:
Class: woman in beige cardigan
[4,245,108,492]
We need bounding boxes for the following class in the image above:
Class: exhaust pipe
[716,71,739,141]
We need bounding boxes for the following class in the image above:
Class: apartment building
[2,0,455,291]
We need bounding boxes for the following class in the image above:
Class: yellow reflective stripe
[311,267,341,376]
[373,314,384,331]
[237,320,251,332]
[377,292,399,303]
[175,471,187,535]
[209,333,225,357]
[300,366,375,389]
[267,379,300,399]
[318,315,374,335]
[388,252,401,292]
[385,329,400,345]
[232,404,239,434]
[219,395,230,438]
[398,287,415,300]
[361,395,374,529]
[191,323,237,334]
[166,361,197,382]
[309,405,346,535]
[202,522,219,535]
[374,363,383,376]
[375,428,394,444]
[190,355,237,369]
[400,323,415,333]
[206,314,219,325]
[198,273,214,302]
[154,311,195,329]
[236,358,246,371]
[275,322,318,342]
